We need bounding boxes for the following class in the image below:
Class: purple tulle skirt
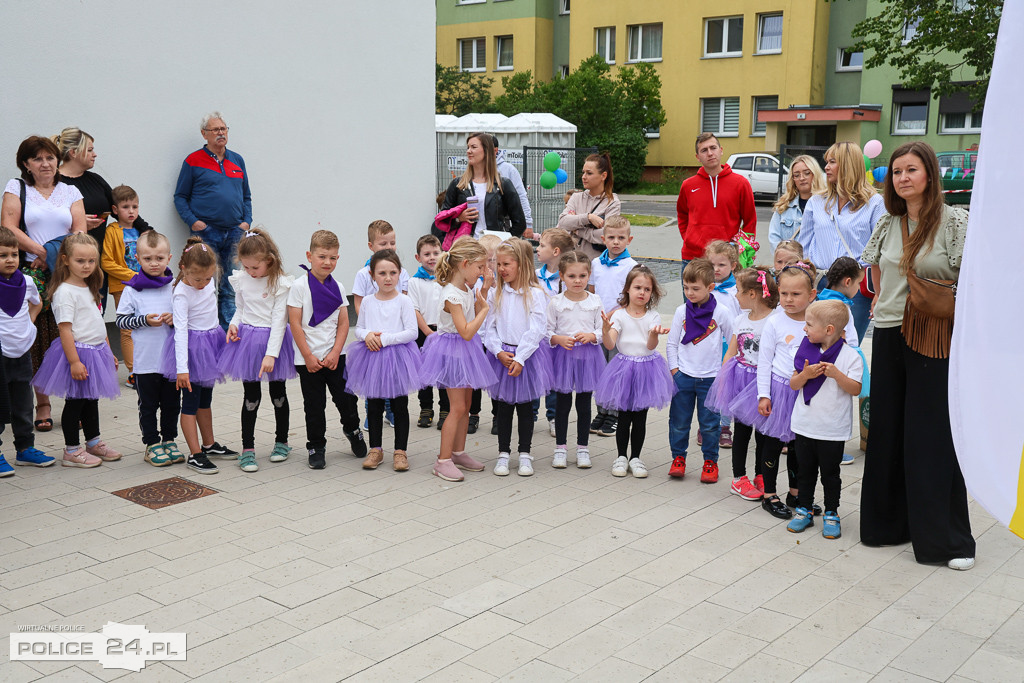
[487,342,553,404]
[594,352,676,412]
[161,327,226,386]
[33,339,120,400]
[753,372,798,442]
[218,324,297,382]
[549,342,605,394]
[345,340,423,398]
[706,358,760,425]
[420,332,498,390]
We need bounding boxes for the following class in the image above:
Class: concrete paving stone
[889,624,984,681]
[349,605,466,661]
[191,641,317,682]
[599,593,692,637]
[717,652,807,682]
[825,625,913,675]
[491,576,592,624]
[346,634,473,682]
[586,575,660,608]
[264,649,376,683]
[645,653,731,683]
[461,634,549,678]
[688,629,768,670]
[569,656,653,682]
[165,617,301,678]
[421,660,497,683]
[670,600,747,636]
[441,578,528,618]
[792,659,872,682]
[513,595,620,648]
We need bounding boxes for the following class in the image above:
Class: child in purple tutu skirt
[756,260,818,519]
[546,250,604,470]
[705,267,778,501]
[346,249,421,472]
[483,238,552,477]
[162,236,235,475]
[594,265,674,479]
[219,228,295,473]
[420,237,497,482]
[32,233,122,468]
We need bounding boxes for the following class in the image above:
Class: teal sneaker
[15,447,55,467]
[787,507,814,533]
[269,442,292,462]
[164,442,186,464]
[0,454,14,477]
[238,449,259,473]
[144,443,173,467]
[822,511,841,539]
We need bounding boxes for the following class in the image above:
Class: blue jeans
[194,225,243,329]
[679,259,691,292]
[531,392,557,421]
[851,290,870,344]
[668,371,721,462]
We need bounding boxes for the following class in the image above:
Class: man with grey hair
[173,111,252,327]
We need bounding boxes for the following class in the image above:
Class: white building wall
[0,0,436,295]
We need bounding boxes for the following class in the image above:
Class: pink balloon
[864,139,883,159]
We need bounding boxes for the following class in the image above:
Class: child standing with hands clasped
[218,228,295,473]
[33,234,122,467]
[594,265,675,478]
[546,251,605,469]
[162,236,235,474]
[666,259,734,483]
[345,249,422,471]
[483,238,552,477]
[787,300,862,538]
[114,231,182,466]
[420,237,497,482]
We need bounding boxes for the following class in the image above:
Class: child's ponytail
[175,235,219,285]
[436,237,487,287]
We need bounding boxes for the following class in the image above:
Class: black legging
[470,388,482,415]
[494,400,533,454]
[732,421,765,479]
[241,380,289,449]
[62,398,100,446]
[554,392,591,446]
[616,409,648,460]
[759,435,798,495]
[368,396,409,450]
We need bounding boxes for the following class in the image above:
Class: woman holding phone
[557,153,620,260]
[440,132,526,240]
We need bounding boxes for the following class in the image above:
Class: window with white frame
[940,109,983,133]
[457,0,486,5]
[459,38,486,72]
[701,97,740,136]
[893,100,928,134]
[752,96,778,135]
[496,35,514,70]
[559,65,569,78]
[560,0,570,15]
[756,14,783,54]
[596,27,616,64]
[903,17,921,43]
[705,16,743,57]
[627,23,663,62]
[836,48,863,71]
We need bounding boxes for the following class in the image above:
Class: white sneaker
[576,447,591,469]
[552,447,568,469]
[629,458,648,478]
[948,557,975,571]
[518,454,534,477]
[548,419,557,438]
[494,454,510,476]
[612,456,629,477]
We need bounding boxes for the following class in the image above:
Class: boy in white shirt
[0,227,52,473]
[588,216,637,437]
[289,230,368,469]
[352,220,410,313]
[534,227,573,434]
[409,234,447,428]
[666,258,734,483]
[787,300,863,539]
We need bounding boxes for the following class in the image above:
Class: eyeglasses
[204,127,229,134]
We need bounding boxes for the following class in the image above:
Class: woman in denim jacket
[768,155,825,252]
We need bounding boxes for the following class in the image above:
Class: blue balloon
[555,168,568,184]
[872,166,888,183]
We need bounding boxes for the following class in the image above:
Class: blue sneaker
[0,455,13,477]
[384,398,395,428]
[841,453,855,466]
[822,511,841,539]
[787,507,814,533]
[15,447,55,467]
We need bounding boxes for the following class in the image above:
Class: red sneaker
[730,476,763,500]
[700,460,719,484]
[753,474,765,496]
[669,456,686,478]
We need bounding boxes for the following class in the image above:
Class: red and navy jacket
[173,145,252,229]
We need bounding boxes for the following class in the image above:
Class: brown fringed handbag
[901,216,956,358]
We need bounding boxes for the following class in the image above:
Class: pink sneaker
[730,476,763,501]
[451,451,484,472]
[62,447,102,468]
[753,474,766,496]
[86,441,122,462]
[432,458,464,482]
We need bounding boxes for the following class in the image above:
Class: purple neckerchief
[122,268,173,290]
[0,269,26,318]
[794,337,845,404]
[300,265,344,327]
[681,295,717,344]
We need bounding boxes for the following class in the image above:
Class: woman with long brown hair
[557,152,621,260]
[439,133,526,240]
[859,141,974,570]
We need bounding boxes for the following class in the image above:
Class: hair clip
[185,244,207,253]
[244,231,259,238]
[756,270,770,298]
[795,261,810,270]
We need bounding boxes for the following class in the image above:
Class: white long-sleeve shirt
[665,302,734,378]
[483,284,547,365]
[354,293,417,347]
[546,291,603,344]
[756,310,806,399]
[171,278,218,375]
[228,270,294,358]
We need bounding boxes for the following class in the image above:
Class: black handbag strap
[18,179,26,230]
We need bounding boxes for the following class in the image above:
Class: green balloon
[864,154,871,171]
[543,152,562,172]
[539,171,557,189]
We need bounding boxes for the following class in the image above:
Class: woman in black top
[439,133,526,240]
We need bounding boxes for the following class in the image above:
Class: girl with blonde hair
[769,155,826,252]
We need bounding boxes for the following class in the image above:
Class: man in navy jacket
[174,111,252,327]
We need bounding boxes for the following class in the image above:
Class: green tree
[435,63,495,116]
[845,0,1002,107]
